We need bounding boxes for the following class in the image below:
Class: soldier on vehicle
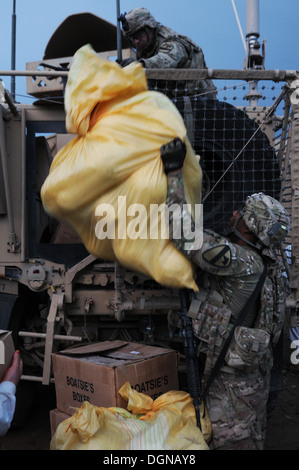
[161,138,290,450]
[119,7,216,97]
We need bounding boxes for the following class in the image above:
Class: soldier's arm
[140,41,189,68]
[190,230,264,278]
[166,173,264,279]
[161,139,263,279]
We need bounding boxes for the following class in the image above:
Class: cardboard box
[0,330,15,381]
[52,340,179,414]
[50,408,74,437]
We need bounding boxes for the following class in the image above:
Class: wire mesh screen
[147,74,291,240]
[22,66,294,274]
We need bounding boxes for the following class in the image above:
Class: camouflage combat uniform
[166,171,288,450]
[121,8,216,97]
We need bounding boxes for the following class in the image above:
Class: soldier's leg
[206,369,270,450]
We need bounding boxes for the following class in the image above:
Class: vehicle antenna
[244,0,265,106]
[11,0,16,101]
[116,0,122,62]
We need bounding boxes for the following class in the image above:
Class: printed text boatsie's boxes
[52,340,179,415]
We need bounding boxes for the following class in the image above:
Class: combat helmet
[119,8,158,37]
[242,192,290,248]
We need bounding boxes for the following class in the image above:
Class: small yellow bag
[50,382,209,450]
[41,45,202,290]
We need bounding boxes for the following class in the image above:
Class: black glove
[117,58,136,67]
[160,138,186,174]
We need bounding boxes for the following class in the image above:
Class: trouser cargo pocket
[225,326,270,370]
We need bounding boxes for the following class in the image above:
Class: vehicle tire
[174,97,281,234]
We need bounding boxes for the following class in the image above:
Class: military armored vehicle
[0,4,298,404]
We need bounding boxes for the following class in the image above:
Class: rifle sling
[203,260,267,398]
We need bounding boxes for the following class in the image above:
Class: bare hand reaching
[2,351,23,386]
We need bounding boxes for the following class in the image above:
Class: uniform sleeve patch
[202,244,232,268]
[159,43,174,53]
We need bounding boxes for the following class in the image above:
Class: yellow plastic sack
[50,382,209,450]
[41,45,202,291]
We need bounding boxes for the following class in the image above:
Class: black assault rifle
[179,288,202,430]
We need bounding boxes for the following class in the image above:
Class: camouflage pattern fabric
[243,192,290,248]
[225,326,270,370]
[122,8,158,36]
[189,294,233,379]
[206,366,271,450]
[122,8,216,97]
[165,170,198,253]
[166,170,287,450]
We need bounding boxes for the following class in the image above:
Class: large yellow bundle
[41,45,202,290]
[50,382,210,450]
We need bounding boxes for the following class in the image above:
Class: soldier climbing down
[119,7,216,97]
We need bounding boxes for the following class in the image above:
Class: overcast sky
[0,0,298,102]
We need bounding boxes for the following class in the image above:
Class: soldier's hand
[117,58,136,67]
[160,138,187,174]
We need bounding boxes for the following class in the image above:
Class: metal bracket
[42,292,64,385]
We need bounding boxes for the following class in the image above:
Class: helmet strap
[224,214,263,251]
